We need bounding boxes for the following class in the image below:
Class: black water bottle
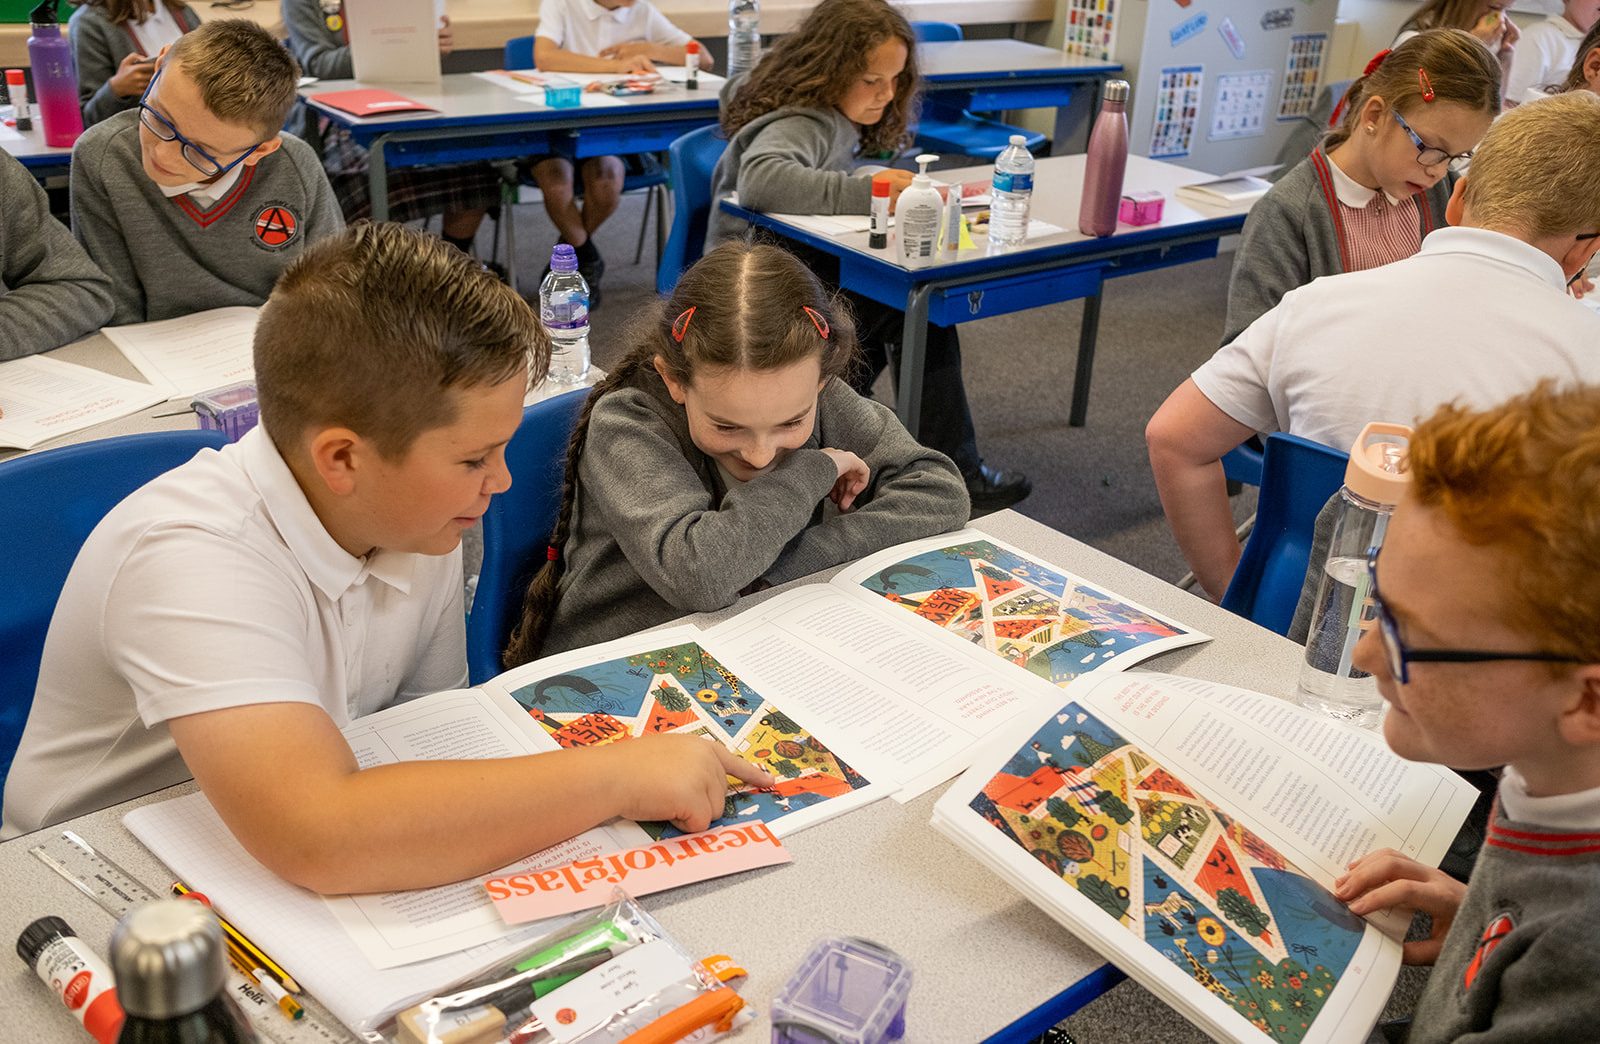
[111,900,257,1043]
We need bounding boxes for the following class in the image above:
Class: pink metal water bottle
[1077,79,1129,237]
[26,0,83,149]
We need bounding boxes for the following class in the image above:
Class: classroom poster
[1063,0,1118,61]
[968,703,1367,1043]
[1276,32,1327,121]
[1209,70,1272,141]
[1149,65,1204,159]
[505,640,875,838]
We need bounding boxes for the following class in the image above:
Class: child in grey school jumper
[503,241,969,664]
[1223,30,1498,345]
[1334,384,1600,1042]
[0,150,112,358]
[69,0,201,127]
[70,20,342,325]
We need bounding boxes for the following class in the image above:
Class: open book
[101,306,258,400]
[0,355,165,451]
[124,528,1206,1032]
[932,671,1479,1044]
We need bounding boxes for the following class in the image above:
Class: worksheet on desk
[101,306,259,399]
[0,355,165,450]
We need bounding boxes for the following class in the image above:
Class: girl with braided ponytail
[504,241,968,665]
[1222,29,1500,344]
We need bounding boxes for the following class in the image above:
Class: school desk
[918,39,1123,153]
[0,508,1308,1042]
[0,119,71,179]
[720,154,1256,432]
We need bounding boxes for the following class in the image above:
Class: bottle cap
[1343,422,1411,506]
[29,0,60,26]
[687,40,700,53]
[111,901,227,1020]
[6,69,25,87]
[912,153,937,183]
[1103,79,1130,103]
[550,243,579,272]
[1009,134,1027,146]
[17,916,73,967]
[872,177,891,197]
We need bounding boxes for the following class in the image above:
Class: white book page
[345,0,443,84]
[484,626,893,836]
[0,355,165,449]
[704,586,1051,800]
[324,689,650,969]
[101,306,258,399]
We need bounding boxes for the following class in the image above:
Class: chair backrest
[911,21,963,42]
[467,389,591,683]
[1221,432,1348,637]
[656,124,728,295]
[0,429,228,786]
[504,35,535,70]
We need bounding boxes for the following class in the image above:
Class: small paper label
[528,940,692,1043]
[485,822,790,922]
[1170,11,1208,47]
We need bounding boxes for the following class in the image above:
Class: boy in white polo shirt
[1145,90,1600,600]
[527,0,711,303]
[1,223,771,893]
[1504,0,1599,102]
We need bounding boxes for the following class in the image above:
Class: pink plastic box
[1118,191,1164,226]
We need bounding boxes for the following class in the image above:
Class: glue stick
[685,40,700,89]
[17,916,125,1044]
[6,69,31,131]
[869,177,890,250]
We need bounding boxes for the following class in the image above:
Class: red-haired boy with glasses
[1335,381,1600,1041]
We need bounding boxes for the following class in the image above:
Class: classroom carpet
[489,196,1430,1040]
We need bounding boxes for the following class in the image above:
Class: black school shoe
[579,258,605,310]
[965,463,1032,517]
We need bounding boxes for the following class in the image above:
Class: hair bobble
[1418,68,1435,102]
[1363,49,1391,76]
[547,545,560,562]
[671,306,696,343]
[802,306,830,339]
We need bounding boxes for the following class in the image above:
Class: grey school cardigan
[707,105,874,246]
[540,370,970,655]
[68,2,202,127]
[1222,147,1452,345]
[70,109,343,324]
[0,151,113,358]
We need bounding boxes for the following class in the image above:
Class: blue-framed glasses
[1390,110,1474,173]
[137,66,260,179]
[1365,545,1585,684]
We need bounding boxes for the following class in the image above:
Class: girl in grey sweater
[1222,30,1499,345]
[69,0,201,127]
[504,242,970,663]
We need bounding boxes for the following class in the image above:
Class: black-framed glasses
[1365,545,1586,684]
[1390,110,1474,173]
[137,66,260,179]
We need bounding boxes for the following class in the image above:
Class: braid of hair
[502,346,658,667]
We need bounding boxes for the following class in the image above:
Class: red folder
[308,88,438,118]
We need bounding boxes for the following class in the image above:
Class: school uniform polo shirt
[1192,225,1600,453]
[0,427,467,839]
[1505,15,1587,103]
[534,0,690,56]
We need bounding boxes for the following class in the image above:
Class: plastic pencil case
[1118,191,1164,226]
[771,936,911,1044]
[190,382,259,442]
[374,889,752,1044]
[542,77,581,108]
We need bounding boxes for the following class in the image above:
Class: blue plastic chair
[466,389,591,684]
[500,36,670,283]
[911,22,1047,161]
[1221,440,1264,487]
[0,429,227,787]
[1221,433,1348,636]
[656,124,727,294]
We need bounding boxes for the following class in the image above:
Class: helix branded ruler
[29,830,352,1044]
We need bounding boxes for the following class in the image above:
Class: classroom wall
[1327,0,1560,80]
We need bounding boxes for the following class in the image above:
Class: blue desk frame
[921,55,1123,153]
[720,198,1247,430]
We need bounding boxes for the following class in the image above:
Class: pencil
[171,882,302,993]
[223,942,305,1021]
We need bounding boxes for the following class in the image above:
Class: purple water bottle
[27,0,83,149]
[1078,79,1129,237]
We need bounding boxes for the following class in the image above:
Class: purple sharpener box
[771,936,912,1044]
[191,381,260,442]
[1119,190,1164,226]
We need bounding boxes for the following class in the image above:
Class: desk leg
[369,137,391,224]
[1069,288,1103,427]
[1054,78,1100,155]
[896,285,933,436]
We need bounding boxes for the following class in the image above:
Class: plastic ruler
[29,830,352,1044]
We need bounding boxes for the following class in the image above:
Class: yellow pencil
[171,882,302,994]
[223,941,305,1021]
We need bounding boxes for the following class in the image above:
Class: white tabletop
[0,118,73,167]
[0,510,1304,1042]
[304,73,717,129]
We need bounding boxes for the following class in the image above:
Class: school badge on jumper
[252,202,300,251]
[325,13,343,32]
[1463,911,1515,991]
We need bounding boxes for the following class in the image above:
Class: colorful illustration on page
[506,641,870,838]
[858,539,1186,687]
[968,705,1363,1042]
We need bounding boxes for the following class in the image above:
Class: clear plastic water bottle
[540,244,590,385]
[1295,423,1411,728]
[989,134,1035,248]
[727,0,761,80]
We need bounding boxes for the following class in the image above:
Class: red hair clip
[547,544,560,562]
[671,306,696,343]
[1363,49,1390,76]
[1418,68,1435,102]
[802,306,830,339]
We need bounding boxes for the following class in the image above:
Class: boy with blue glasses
[70,18,342,324]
